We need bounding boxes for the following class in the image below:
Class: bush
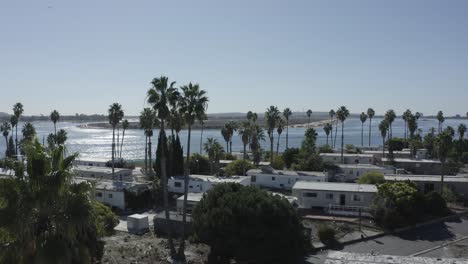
[317,224,336,247]
[193,183,308,263]
[92,201,119,236]
[224,160,254,176]
[271,156,285,170]
[425,191,451,217]
[357,172,385,184]
[318,145,333,154]
[282,148,300,168]
[189,153,211,175]
[291,154,324,171]
[223,153,237,160]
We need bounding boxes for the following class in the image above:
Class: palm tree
[458,124,467,141]
[147,76,178,255]
[1,122,11,159]
[238,121,251,173]
[384,109,396,139]
[379,120,389,164]
[9,115,17,156]
[250,124,265,166]
[140,108,154,174]
[225,121,237,154]
[13,102,24,157]
[265,106,281,164]
[336,106,350,164]
[276,118,285,155]
[306,109,312,128]
[178,82,208,257]
[367,108,375,146]
[415,112,422,120]
[199,113,207,154]
[119,119,129,159]
[402,109,412,140]
[221,126,230,152]
[436,130,453,195]
[203,137,224,175]
[22,122,37,142]
[283,108,292,149]
[329,110,335,148]
[108,103,124,180]
[360,112,368,146]
[50,110,60,138]
[323,123,332,146]
[437,110,445,133]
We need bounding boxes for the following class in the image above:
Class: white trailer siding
[320,153,375,165]
[334,164,395,182]
[248,170,326,190]
[168,175,251,194]
[292,182,377,209]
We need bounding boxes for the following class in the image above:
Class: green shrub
[291,154,323,171]
[425,191,451,217]
[92,201,119,236]
[357,172,385,184]
[271,156,285,170]
[189,153,211,175]
[318,145,333,154]
[224,160,254,176]
[223,153,237,160]
[317,224,336,246]
[282,148,300,168]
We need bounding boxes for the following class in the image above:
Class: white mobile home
[168,175,251,194]
[333,164,395,182]
[73,158,111,167]
[384,174,468,197]
[320,153,375,165]
[292,181,377,216]
[176,192,205,214]
[73,165,133,181]
[381,158,442,175]
[247,168,326,190]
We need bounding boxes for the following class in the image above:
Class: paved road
[306,214,468,263]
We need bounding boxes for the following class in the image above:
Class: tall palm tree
[108,103,124,180]
[306,109,312,128]
[437,110,445,133]
[225,121,237,154]
[458,124,467,141]
[221,126,230,153]
[50,110,60,138]
[9,115,17,156]
[336,106,350,164]
[1,122,11,159]
[250,123,265,166]
[329,110,335,148]
[140,108,154,174]
[276,118,285,155]
[359,112,368,146]
[367,108,375,146]
[147,76,178,255]
[119,119,129,159]
[13,102,24,157]
[415,112,422,120]
[436,130,453,195]
[402,109,412,140]
[283,108,292,149]
[199,113,207,154]
[379,120,389,164]
[265,106,281,164]
[323,123,332,146]
[384,109,396,139]
[178,82,208,257]
[238,121,251,168]
[203,137,224,175]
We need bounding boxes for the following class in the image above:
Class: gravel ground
[102,231,210,264]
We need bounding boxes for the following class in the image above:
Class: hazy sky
[1,0,467,116]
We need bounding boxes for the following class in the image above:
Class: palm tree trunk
[4,136,8,161]
[340,122,344,164]
[440,162,445,195]
[270,136,274,164]
[330,118,333,148]
[54,123,57,138]
[226,141,229,154]
[200,123,204,154]
[368,118,372,146]
[276,134,281,155]
[308,117,311,128]
[148,136,152,176]
[286,119,289,149]
[229,139,233,154]
[179,124,192,259]
[116,126,120,159]
[326,134,329,145]
[243,144,247,176]
[144,136,148,174]
[333,123,338,149]
[112,126,115,179]
[159,120,176,255]
[361,123,364,146]
[15,126,18,158]
[120,129,126,159]
[382,137,385,165]
[404,121,407,140]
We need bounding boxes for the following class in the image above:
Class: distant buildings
[167,175,251,194]
[247,168,327,190]
[73,165,133,181]
[381,158,442,175]
[320,153,375,165]
[384,174,468,198]
[332,164,395,182]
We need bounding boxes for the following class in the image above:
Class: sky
[1,0,468,116]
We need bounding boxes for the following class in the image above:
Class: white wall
[94,189,126,210]
[293,189,375,209]
[320,154,375,165]
[251,174,325,190]
[335,167,394,182]
[168,177,251,194]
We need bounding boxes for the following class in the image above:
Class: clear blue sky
[1,0,467,116]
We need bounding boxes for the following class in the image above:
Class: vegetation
[108,103,124,179]
[283,108,292,149]
[357,172,385,184]
[224,160,254,176]
[270,155,285,170]
[329,109,335,148]
[265,106,281,164]
[193,183,308,264]
[189,153,211,175]
[203,137,224,175]
[359,112,367,146]
[317,224,337,247]
[336,106,350,163]
[367,108,375,146]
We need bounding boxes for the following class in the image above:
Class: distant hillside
[0,112,9,117]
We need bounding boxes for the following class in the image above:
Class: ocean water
[1,118,467,161]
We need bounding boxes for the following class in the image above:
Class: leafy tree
[282,148,300,168]
[291,154,323,171]
[270,155,285,170]
[436,130,453,194]
[357,172,385,184]
[317,224,336,247]
[189,153,211,175]
[336,106,350,163]
[0,143,109,263]
[367,108,375,146]
[424,191,451,217]
[318,144,334,154]
[108,103,124,179]
[359,112,367,146]
[221,126,230,153]
[193,184,308,263]
[283,108,292,149]
[7,136,15,158]
[92,201,119,236]
[301,128,318,154]
[224,160,254,176]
